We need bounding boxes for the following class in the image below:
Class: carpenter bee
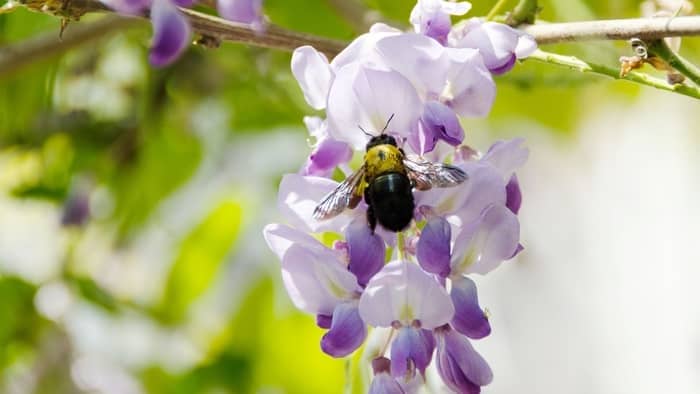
[313,116,468,232]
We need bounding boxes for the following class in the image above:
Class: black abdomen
[366,173,414,232]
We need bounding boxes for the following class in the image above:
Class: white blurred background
[479,91,700,394]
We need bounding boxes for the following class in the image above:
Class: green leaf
[364,0,413,24]
[0,276,43,369]
[142,353,253,394]
[265,0,355,39]
[158,199,244,324]
[11,132,75,201]
[111,126,202,239]
[214,278,346,394]
[68,275,119,313]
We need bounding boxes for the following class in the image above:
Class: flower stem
[344,358,353,394]
[646,39,700,86]
[521,16,700,44]
[397,232,406,261]
[508,0,538,26]
[486,0,511,21]
[377,328,395,358]
[527,49,700,99]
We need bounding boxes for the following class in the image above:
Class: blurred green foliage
[0,0,699,393]
[0,277,42,370]
[159,199,243,324]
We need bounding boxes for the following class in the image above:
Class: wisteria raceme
[266,1,534,392]
[103,0,265,67]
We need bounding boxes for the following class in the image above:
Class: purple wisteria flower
[410,0,471,45]
[449,19,537,74]
[299,116,352,177]
[217,0,266,31]
[266,1,535,392]
[103,0,265,67]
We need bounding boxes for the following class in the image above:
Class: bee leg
[366,205,377,234]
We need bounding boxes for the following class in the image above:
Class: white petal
[481,138,529,179]
[327,63,422,150]
[291,46,333,110]
[262,223,326,261]
[414,162,506,222]
[514,34,537,59]
[481,22,519,59]
[445,47,496,117]
[441,1,471,15]
[303,116,326,140]
[277,173,356,233]
[359,260,454,329]
[330,28,398,71]
[451,204,520,275]
[369,23,402,34]
[375,33,450,97]
[282,243,360,315]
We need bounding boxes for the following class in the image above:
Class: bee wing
[404,156,468,191]
[312,166,365,220]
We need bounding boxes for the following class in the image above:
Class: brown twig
[2,1,700,92]
[186,11,700,57]
[181,8,346,58]
[0,15,143,77]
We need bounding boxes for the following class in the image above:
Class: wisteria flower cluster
[265,1,534,392]
[104,0,264,67]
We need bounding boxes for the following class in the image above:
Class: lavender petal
[326,63,422,150]
[488,53,516,74]
[451,204,520,275]
[421,100,464,146]
[407,121,438,155]
[409,0,472,45]
[320,303,367,357]
[450,276,491,339]
[369,373,405,394]
[217,0,264,30]
[346,217,386,287]
[302,137,353,177]
[277,174,355,233]
[435,326,492,392]
[443,328,493,386]
[450,19,536,74]
[505,174,522,214]
[359,260,454,329]
[374,33,450,97]
[291,46,333,110]
[390,327,433,378]
[273,238,360,316]
[149,0,191,67]
[482,138,529,179]
[171,0,194,7]
[104,0,150,14]
[316,313,332,329]
[416,215,452,277]
[445,47,496,118]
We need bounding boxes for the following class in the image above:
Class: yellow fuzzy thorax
[364,144,406,180]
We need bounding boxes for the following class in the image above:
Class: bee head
[360,114,396,152]
[365,134,397,151]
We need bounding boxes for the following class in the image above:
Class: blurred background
[1,1,699,393]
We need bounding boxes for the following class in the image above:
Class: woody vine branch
[2,0,700,97]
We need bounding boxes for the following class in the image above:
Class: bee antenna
[381,114,395,135]
[358,125,372,137]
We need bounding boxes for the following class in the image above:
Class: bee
[313,116,468,233]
